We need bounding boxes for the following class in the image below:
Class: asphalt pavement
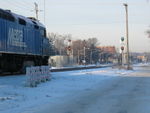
[33,65,150,113]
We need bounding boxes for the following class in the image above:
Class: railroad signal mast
[120,37,125,66]
[67,39,72,56]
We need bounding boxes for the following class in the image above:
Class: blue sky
[0,0,150,52]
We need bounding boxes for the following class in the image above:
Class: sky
[0,0,150,52]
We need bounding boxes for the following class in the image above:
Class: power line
[0,0,45,23]
[2,0,32,11]
[14,1,33,9]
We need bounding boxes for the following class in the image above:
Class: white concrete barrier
[26,66,51,87]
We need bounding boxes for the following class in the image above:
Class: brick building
[97,46,116,54]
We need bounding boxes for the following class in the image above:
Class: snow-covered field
[0,66,140,113]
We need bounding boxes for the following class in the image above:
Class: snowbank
[0,67,134,113]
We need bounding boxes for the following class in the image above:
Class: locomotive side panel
[34,29,42,55]
[5,21,43,56]
[25,27,35,55]
[0,18,7,52]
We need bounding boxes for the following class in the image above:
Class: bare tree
[72,37,100,64]
[48,33,101,64]
[48,32,72,55]
[87,37,99,47]
[72,40,84,56]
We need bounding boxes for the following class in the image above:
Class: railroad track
[0,71,21,76]
[0,65,113,76]
[51,65,112,72]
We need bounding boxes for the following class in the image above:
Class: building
[137,55,147,62]
[97,46,116,54]
[96,46,117,64]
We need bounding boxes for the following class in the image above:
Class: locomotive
[0,8,51,73]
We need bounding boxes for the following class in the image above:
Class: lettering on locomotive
[7,28,27,47]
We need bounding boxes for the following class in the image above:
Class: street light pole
[90,49,99,64]
[90,51,92,64]
[123,3,130,70]
[84,47,86,65]
[78,50,80,64]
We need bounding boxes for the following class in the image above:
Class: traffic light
[120,37,125,51]
[121,37,124,42]
[121,46,124,51]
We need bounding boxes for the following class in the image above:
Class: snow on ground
[133,63,150,67]
[0,67,134,113]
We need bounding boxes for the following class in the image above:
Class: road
[34,65,150,113]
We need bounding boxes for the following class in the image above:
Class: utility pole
[90,51,92,64]
[84,47,86,64]
[123,3,130,70]
[34,2,39,20]
[78,50,80,64]
[33,2,42,20]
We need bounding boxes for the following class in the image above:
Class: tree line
[48,32,116,64]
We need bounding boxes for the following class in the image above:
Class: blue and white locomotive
[0,8,51,73]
